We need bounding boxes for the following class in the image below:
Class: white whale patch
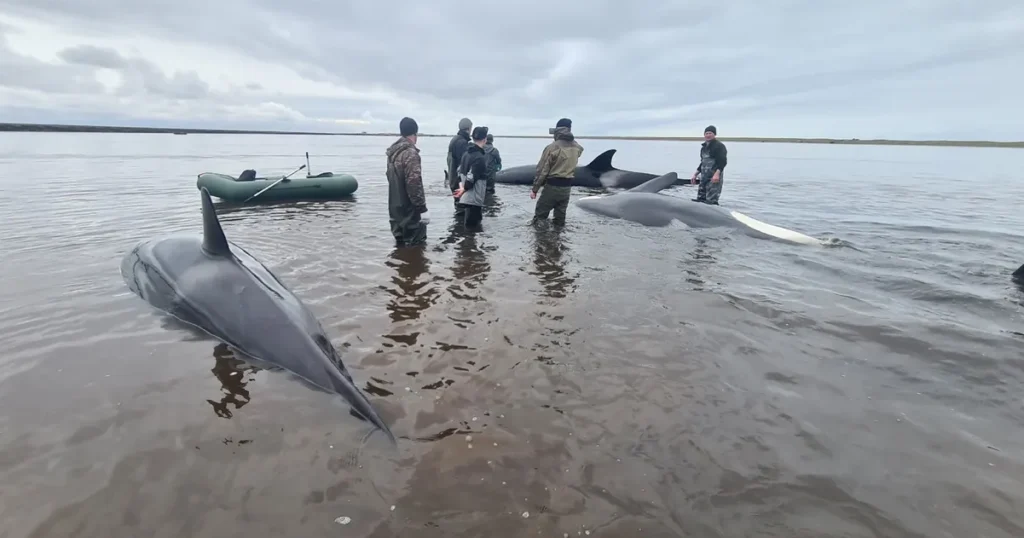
[728,210,822,245]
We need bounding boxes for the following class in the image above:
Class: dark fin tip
[586,149,617,173]
[200,187,230,256]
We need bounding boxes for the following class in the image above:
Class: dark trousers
[464,204,483,227]
[695,174,724,205]
[389,209,426,246]
[454,195,465,216]
[532,185,571,224]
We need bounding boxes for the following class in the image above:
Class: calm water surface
[1,133,1023,538]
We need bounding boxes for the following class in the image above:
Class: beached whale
[576,172,822,246]
[119,187,394,442]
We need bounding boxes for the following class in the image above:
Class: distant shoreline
[2,122,1021,149]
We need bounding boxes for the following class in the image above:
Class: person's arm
[402,149,427,212]
[712,142,727,173]
[493,148,502,171]
[532,145,554,193]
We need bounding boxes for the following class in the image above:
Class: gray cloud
[0,0,1022,139]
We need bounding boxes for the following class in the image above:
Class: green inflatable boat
[196,170,358,203]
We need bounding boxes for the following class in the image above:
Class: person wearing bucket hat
[690,125,728,205]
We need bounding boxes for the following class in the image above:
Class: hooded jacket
[385,136,426,211]
[457,143,491,207]
[532,126,584,193]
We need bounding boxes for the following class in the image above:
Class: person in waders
[691,125,728,205]
[531,118,583,225]
[385,117,428,246]
[453,126,492,228]
[484,133,502,194]
[447,118,473,218]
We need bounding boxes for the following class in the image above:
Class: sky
[0,1,1022,140]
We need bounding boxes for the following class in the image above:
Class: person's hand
[530,191,537,200]
[453,188,464,198]
[690,172,698,184]
[711,171,720,183]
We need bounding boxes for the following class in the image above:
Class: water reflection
[382,245,434,323]
[206,343,261,419]
[482,191,503,217]
[680,236,720,291]
[212,198,355,219]
[529,222,575,299]
[448,230,491,302]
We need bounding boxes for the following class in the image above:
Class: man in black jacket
[690,125,728,205]
[447,117,472,216]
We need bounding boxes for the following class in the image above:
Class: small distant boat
[173,132,188,135]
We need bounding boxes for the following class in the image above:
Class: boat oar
[305,152,311,175]
[243,164,305,203]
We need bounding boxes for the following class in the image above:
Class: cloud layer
[1,1,1022,139]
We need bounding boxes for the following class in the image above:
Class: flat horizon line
[1,122,1021,149]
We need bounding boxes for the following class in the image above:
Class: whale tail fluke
[628,172,678,194]
[585,149,617,173]
[200,187,231,256]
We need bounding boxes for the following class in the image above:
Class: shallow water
[1,132,1023,538]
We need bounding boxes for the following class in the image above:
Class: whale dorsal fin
[585,149,616,173]
[200,187,231,256]
[1014,264,1024,280]
[627,172,678,193]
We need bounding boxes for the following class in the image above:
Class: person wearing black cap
[453,126,491,227]
[531,118,583,225]
[690,125,728,205]
[484,133,502,194]
[446,117,473,217]
[385,116,428,246]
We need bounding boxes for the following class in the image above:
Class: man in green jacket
[531,118,583,225]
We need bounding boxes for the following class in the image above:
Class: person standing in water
[385,117,428,246]
[484,133,502,193]
[453,126,492,227]
[447,118,473,217]
[531,118,583,225]
[691,125,728,205]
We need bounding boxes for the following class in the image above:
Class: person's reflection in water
[384,245,435,323]
[206,343,261,419]
[681,235,720,291]
[482,190,503,218]
[530,221,575,299]
[448,224,491,301]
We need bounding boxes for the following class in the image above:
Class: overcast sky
[0,1,1022,140]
